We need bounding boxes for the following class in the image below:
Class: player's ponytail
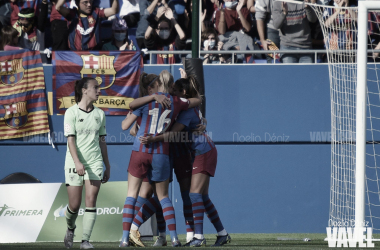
[139,72,160,96]
[159,70,173,93]
[187,75,201,99]
[75,77,94,103]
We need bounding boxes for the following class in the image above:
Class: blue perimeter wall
[0,64,332,234]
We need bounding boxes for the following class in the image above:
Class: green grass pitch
[3,233,380,249]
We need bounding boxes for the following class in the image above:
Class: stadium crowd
[1,0,379,64]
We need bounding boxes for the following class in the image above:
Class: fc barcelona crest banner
[0,50,50,140]
[53,51,143,115]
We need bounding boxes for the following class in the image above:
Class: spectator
[183,9,191,43]
[215,0,255,63]
[169,0,190,41]
[0,25,20,50]
[120,0,140,28]
[373,41,380,60]
[0,0,11,28]
[202,0,215,34]
[204,0,216,17]
[215,0,251,35]
[168,0,185,20]
[369,11,380,51]
[12,4,48,51]
[55,0,119,50]
[323,0,357,51]
[309,17,325,62]
[370,11,380,60]
[207,0,219,29]
[136,0,168,49]
[144,7,186,64]
[201,8,207,32]
[201,27,226,64]
[50,0,71,50]
[9,0,40,26]
[102,18,135,50]
[273,0,317,63]
[246,0,260,42]
[247,0,255,13]
[254,0,281,63]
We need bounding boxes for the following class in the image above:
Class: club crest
[80,54,116,90]
[0,59,24,86]
[88,17,95,25]
[0,102,28,129]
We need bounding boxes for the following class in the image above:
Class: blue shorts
[128,151,171,182]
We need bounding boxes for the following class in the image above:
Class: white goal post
[355,0,380,236]
[279,0,380,236]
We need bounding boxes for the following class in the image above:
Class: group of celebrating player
[62,68,230,249]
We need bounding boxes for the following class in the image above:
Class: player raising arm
[123,69,207,247]
[140,76,231,247]
[119,72,201,247]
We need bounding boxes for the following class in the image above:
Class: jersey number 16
[148,108,172,134]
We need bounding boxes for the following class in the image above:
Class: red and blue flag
[53,51,143,115]
[0,49,49,140]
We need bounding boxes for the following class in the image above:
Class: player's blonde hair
[159,70,173,93]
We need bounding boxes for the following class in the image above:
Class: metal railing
[36,49,380,65]
[144,49,326,64]
[143,49,380,64]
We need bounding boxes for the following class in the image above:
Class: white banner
[0,183,61,243]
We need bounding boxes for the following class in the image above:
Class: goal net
[308,1,380,231]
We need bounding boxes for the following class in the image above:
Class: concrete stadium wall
[0,64,332,234]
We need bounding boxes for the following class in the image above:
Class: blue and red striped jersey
[323,5,357,50]
[66,8,106,50]
[132,93,190,155]
[176,107,215,156]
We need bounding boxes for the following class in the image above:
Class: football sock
[190,193,204,239]
[82,207,96,241]
[181,191,194,232]
[202,194,226,234]
[131,196,166,235]
[218,229,228,236]
[155,204,166,234]
[181,190,194,241]
[134,196,148,216]
[160,197,178,242]
[132,196,158,228]
[122,197,136,242]
[138,196,166,235]
[130,196,149,230]
[65,206,78,230]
